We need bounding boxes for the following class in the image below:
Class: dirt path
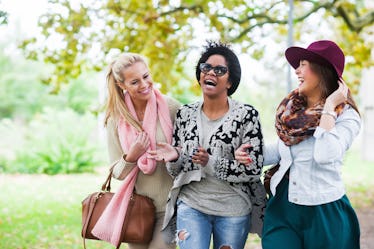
[358,207,374,249]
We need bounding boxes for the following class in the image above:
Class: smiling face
[118,61,153,105]
[199,54,231,99]
[295,60,322,104]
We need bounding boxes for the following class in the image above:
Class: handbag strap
[117,192,136,248]
[101,169,113,192]
[83,162,137,249]
[82,169,113,249]
[82,193,99,249]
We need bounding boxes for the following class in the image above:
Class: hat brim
[285,47,333,71]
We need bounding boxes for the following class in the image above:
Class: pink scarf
[92,88,173,247]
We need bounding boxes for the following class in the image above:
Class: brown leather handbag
[81,169,155,248]
[263,164,280,195]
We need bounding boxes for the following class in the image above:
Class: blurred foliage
[2,0,373,175]
[0,47,48,120]
[0,48,105,174]
[0,108,105,174]
[0,10,6,25]
[0,44,100,121]
[20,0,374,95]
[0,1,7,25]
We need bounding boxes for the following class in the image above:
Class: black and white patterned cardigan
[161,99,267,243]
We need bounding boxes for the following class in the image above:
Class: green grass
[0,150,373,249]
[0,173,118,249]
[343,150,374,208]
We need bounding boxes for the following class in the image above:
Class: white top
[264,105,361,205]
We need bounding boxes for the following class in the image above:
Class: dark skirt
[262,177,360,249]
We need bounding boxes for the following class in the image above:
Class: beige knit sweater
[106,96,180,212]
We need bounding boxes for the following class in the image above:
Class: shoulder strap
[82,193,99,249]
[82,169,113,249]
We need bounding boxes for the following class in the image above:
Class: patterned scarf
[275,89,344,146]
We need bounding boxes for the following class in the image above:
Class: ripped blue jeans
[176,199,250,249]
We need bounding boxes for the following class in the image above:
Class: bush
[1,108,106,174]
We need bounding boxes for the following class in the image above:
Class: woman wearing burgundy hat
[236,40,361,249]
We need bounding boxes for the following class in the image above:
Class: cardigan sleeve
[106,117,136,180]
[166,107,184,177]
[214,105,264,183]
[166,104,200,177]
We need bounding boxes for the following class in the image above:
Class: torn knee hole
[177,229,189,240]
[219,246,232,249]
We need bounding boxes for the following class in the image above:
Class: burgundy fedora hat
[285,40,345,78]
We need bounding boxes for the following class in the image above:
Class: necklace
[136,109,145,122]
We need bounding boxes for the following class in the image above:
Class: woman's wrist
[123,154,136,163]
[321,110,337,119]
[169,147,180,162]
[323,101,335,112]
[322,100,337,119]
[173,147,180,157]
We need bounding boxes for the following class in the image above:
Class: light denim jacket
[264,105,361,205]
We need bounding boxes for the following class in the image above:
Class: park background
[0,0,373,248]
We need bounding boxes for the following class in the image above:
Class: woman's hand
[324,78,349,111]
[126,132,150,162]
[148,142,179,162]
[234,144,252,166]
[191,147,209,166]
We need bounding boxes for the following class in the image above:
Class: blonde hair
[104,53,149,130]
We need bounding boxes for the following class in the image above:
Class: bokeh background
[0,0,373,248]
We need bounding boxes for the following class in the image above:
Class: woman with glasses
[148,41,266,249]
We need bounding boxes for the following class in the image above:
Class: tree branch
[0,10,7,25]
[228,1,336,41]
[158,5,204,17]
[336,4,374,32]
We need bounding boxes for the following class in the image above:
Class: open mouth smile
[204,79,217,86]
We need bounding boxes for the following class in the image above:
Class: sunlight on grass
[0,173,120,249]
[343,150,374,208]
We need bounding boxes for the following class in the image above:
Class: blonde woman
[92,53,180,249]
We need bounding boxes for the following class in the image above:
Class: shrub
[1,108,106,174]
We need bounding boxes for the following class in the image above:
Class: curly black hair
[195,40,241,96]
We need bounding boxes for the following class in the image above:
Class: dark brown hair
[310,62,360,115]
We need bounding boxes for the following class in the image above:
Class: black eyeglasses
[199,63,228,77]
